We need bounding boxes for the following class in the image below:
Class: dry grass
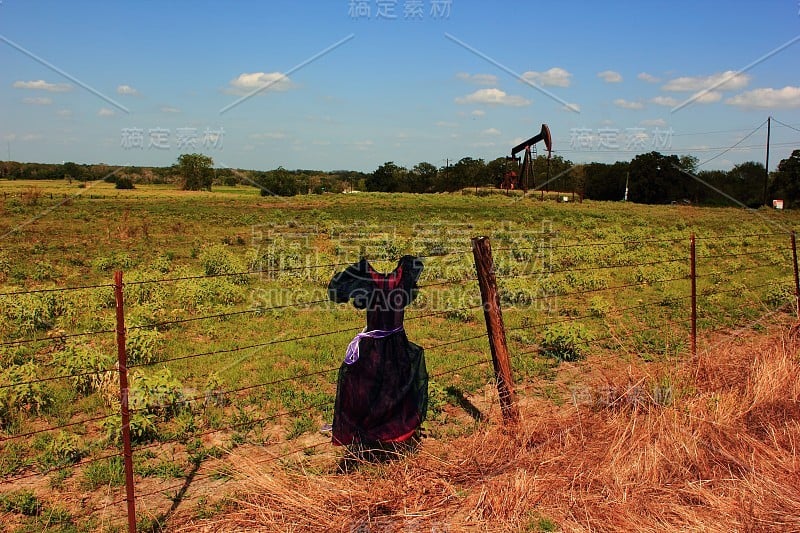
[180,324,800,532]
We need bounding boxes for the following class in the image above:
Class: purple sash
[344,326,404,365]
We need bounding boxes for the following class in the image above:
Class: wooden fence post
[471,237,519,425]
[114,271,136,533]
[792,232,800,319]
[690,234,697,357]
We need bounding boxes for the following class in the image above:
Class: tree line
[2,149,799,207]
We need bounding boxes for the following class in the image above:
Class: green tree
[177,153,214,191]
[533,154,574,191]
[770,149,800,207]
[583,162,628,201]
[628,151,686,204]
[486,157,511,188]
[448,157,487,191]
[62,161,83,182]
[366,162,406,192]
[727,161,765,207]
[407,162,438,193]
[256,167,301,196]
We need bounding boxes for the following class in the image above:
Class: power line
[698,119,768,168]
[772,117,800,135]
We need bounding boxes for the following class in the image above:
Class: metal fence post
[114,271,137,533]
[690,234,697,357]
[792,232,800,319]
[471,236,519,425]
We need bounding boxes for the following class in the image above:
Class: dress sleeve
[328,259,372,309]
[400,255,424,303]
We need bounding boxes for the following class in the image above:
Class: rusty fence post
[690,234,697,358]
[471,236,519,425]
[792,232,800,319]
[114,271,137,533]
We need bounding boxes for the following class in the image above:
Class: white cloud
[640,118,667,127]
[662,70,750,92]
[13,80,72,92]
[117,84,139,96]
[160,106,181,113]
[455,88,530,107]
[651,96,679,107]
[456,72,498,85]
[435,121,458,128]
[471,109,485,117]
[482,128,501,136]
[312,140,331,146]
[689,90,722,104]
[597,70,623,83]
[638,72,661,83]
[725,86,800,109]
[352,140,374,151]
[22,97,53,105]
[226,72,295,95]
[56,109,73,117]
[521,67,572,87]
[98,107,115,117]
[614,98,644,110]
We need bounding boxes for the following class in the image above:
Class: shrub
[92,252,135,273]
[175,277,246,311]
[765,282,794,310]
[129,368,187,419]
[4,292,65,334]
[102,412,158,444]
[589,296,611,318]
[0,250,11,282]
[0,489,42,516]
[126,327,162,366]
[115,176,135,189]
[38,431,85,469]
[539,323,592,362]
[0,362,52,427]
[500,278,538,308]
[199,244,249,285]
[53,343,115,395]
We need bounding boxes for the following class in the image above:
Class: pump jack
[503,124,552,193]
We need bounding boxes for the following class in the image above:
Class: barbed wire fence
[1,231,798,531]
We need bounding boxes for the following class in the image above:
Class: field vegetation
[0,179,798,531]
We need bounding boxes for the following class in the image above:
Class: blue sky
[1,0,799,172]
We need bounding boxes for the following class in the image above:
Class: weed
[199,244,250,285]
[539,323,592,362]
[0,489,43,516]
[81,456,124,490]
[765,281,794,309]
[0,361,52,427]
[36,431,85,470]
[286,414,315,440]
[126,327,162,365]
[53,343,115,395]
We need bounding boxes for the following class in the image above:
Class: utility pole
[624,171,629,201]
[764,116,771,207]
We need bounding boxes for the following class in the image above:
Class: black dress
[327,255,428,446]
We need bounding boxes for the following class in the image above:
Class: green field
[1,180,798,531]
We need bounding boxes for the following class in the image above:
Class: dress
[328,255,428,446]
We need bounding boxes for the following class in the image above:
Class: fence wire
[1,232,796,529]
